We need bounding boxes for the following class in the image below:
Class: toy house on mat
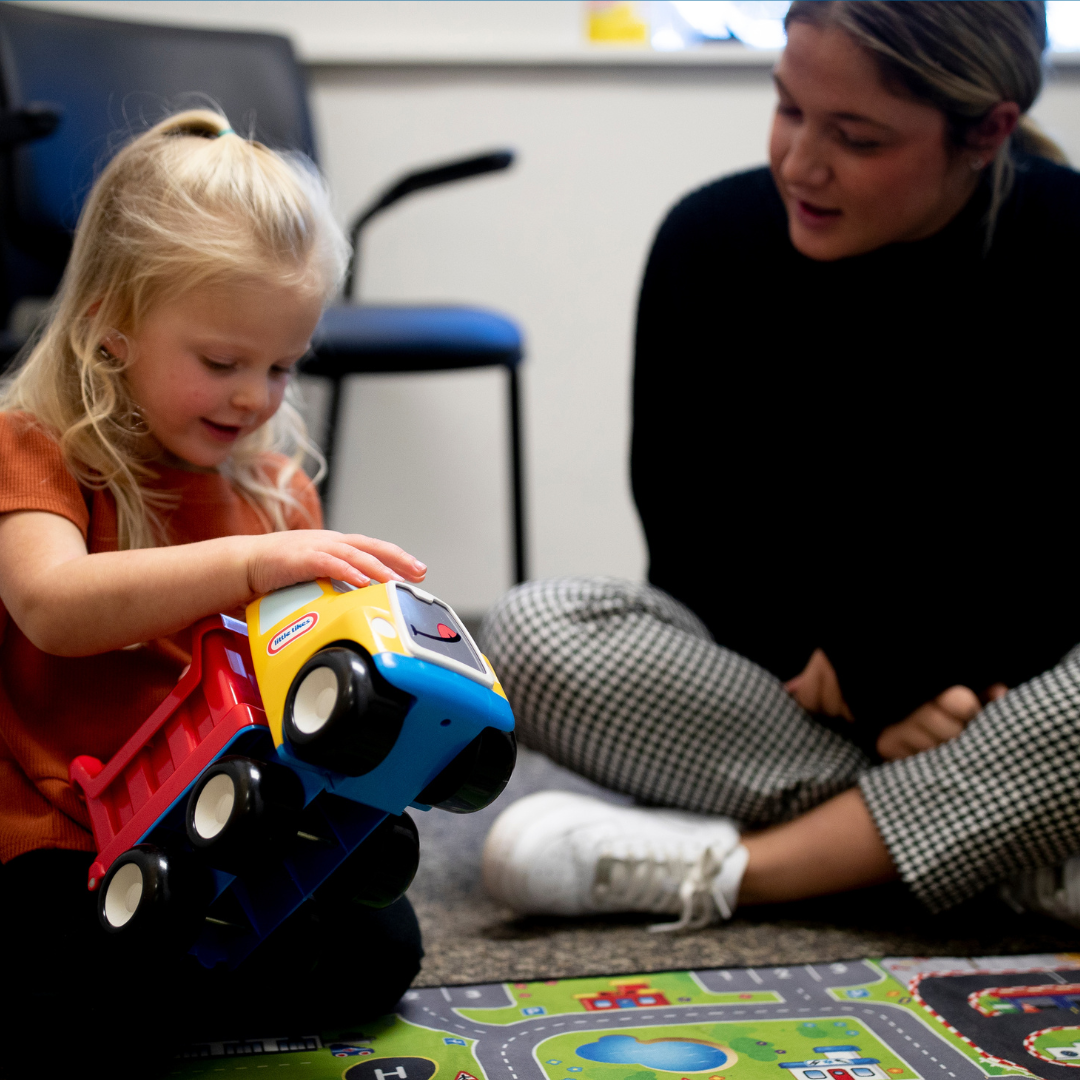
[575,982,670,1010]
[779,1046,889,1080]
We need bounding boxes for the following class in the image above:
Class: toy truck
[70,579,515,969]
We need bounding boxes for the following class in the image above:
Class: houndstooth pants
[481,577,1080,912]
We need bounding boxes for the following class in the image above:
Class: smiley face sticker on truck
[267,611,319,655]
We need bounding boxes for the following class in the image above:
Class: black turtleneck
[631,156,1080,748]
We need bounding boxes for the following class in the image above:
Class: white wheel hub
[193,773,236,839]
[293,666,339,735]
[104,862,144,927]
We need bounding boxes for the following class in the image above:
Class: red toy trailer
[70,614,264,895]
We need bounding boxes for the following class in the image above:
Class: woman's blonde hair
[785,0,1066,247]
[0,108,349,549]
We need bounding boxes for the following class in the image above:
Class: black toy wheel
[417,727,517,814]
[283,646,411,775]
[185,756,305,874]
[98,844,211,942]
[317,812,420,910]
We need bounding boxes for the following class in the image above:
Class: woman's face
[769,21,980,261]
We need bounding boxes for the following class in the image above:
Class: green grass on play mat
[168,954,1080,1080]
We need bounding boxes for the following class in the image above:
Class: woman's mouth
[200,418,242,442]
[794,199,843,228]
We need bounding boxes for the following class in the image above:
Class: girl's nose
[231,376,271,416]
[781,128,830,189]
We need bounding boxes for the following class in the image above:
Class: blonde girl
[0,110,426,1075]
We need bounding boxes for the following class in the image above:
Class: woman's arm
[0,510,426,657]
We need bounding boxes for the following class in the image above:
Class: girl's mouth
[794,199,843,228]
[201,418,242,442]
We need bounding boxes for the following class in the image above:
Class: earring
[970,156,986,171]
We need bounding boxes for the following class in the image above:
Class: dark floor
[408,747,1080,987]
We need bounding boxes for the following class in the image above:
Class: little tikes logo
[268,612,319,655]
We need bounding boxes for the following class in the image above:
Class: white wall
[24,3,1080,613]
[308,62,778,612]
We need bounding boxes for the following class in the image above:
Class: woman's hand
[243,530,427,598]
[784,648,853,720]
[876,682,1007,761]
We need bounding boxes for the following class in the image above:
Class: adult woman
[480,0,1080,929]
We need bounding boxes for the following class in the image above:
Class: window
[645,1,1080,53]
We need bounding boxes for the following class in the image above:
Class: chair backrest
[0,3,316,322]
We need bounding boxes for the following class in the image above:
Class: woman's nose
[781,128,830,189]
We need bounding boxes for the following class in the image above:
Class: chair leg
[319,375,345,524]
[508,364,527,584]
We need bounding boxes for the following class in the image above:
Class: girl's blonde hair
[0,108,349,549]
[785,1,1066,248]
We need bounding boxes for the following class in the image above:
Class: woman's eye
[777,104,801,120]
[838,130,883,151]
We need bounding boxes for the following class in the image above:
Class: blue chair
[0,2,527,582]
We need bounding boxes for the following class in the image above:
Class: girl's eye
[270,365,295,379]
[202,357,236,373]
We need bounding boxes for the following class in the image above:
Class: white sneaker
[1001,856,1080,928]
[481,790,748,932]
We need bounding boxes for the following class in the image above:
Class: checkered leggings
[481,577,1080,911]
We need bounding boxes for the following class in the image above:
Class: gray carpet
[407,746,1079,987]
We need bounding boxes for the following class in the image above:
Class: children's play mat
[169,954,1080,1080]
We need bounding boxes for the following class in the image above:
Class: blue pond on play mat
[576,1035,730,1072]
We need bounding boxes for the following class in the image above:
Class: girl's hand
[0,512,427,657]
[243,530,426,598]
[875,682,1007,761]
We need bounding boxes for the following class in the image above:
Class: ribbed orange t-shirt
[0,411,322,863]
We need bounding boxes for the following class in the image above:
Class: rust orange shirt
[0,411,322,863]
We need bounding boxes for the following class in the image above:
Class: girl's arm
[0,510,426,657]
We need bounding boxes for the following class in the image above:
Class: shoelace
[591,844,726,933]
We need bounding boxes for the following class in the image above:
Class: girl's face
[769,21,981,261]
[117,278,322,468]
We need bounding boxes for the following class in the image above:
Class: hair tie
[218,127,235,137]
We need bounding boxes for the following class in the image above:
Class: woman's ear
[967,101,1021,165]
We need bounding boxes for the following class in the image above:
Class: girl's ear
[100,330,129,361]
[87,300,130,361]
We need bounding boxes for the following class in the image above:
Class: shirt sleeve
[0,412,89,539]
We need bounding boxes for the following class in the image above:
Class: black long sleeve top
[631,157,1080,744]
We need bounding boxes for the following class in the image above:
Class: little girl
[0,110,427,1076]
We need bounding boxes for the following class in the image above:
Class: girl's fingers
[325,543,405,584]
[340,534,427,579]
